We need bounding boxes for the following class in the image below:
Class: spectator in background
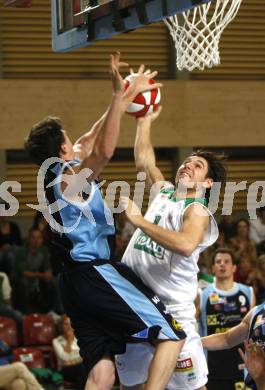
[114,213,136,261]
[0,213,22,285]
[0,272,12,310]
[252,254,265,304]
[0,248,18,288]
[32,212,64,276]
[234,253,257,285]
[198,229,229,273]
[218,215,236,242]
[0,215,22,249]
[53,314,86,390]
[15,229,63,314]
[116,212,135,243]
[0,361,43,390]
[114,229,127,261]
[250,206,265,254]
[0,272,22,342]
[32,212,53,247]
[230,218,257,262]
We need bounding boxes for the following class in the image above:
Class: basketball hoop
[164,0,242,71]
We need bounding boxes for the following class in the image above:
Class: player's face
[212,253,236,280]
[175,156,213,192]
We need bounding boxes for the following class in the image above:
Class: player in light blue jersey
[199,247,255,389]
[202,301,265,390]
[24,53,186,390]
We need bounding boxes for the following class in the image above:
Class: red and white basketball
[124,74,161,118]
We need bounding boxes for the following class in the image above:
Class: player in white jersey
[116,108,227,390]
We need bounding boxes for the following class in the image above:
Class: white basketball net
[164,0,242,71]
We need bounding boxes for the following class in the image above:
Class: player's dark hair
[191,150,227,200]
[24,116,64,165]
[191,150,227,183]
[212,247,237,265]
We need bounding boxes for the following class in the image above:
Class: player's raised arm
[73,52,125,180]
[134,106,165,187]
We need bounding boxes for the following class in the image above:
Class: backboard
[4,0,32,6]
[52,0,212,53]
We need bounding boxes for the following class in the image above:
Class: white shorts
[116,323,208,390]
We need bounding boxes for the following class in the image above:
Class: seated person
[0,214,22,249]
[53,314,86,390]
[32,212,54,247]
[250,207,265,252]
[252,254,265,304]
[230,219,257,263]
[0,339,43,390]
[0,272,22,343]
[234,253,257,285]
[0,362,43,390]
[15,229,62,314]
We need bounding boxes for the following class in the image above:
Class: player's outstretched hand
[238,340,265,388]
[110,52,129,96]
[122,65,163,112]
[129,64,162,94]
[137,105,163,125]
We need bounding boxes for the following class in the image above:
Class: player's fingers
[151,105,162,116]
[238,348,245,361]
[155,105,163,115]
[111,51,121,70]
[260,346,265,358]
[138,64,145,74]
[109,54,117,74]
[130,68,135,75]
[245,340,258,354]
[118,62,129,68]
[148,70,158,79]
[114,51,121,62]
[144,69,151,75]
[243,340,250,351]
[148,82,163,90]
[109,54,114,66]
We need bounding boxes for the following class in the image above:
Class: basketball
[124,74,161,118]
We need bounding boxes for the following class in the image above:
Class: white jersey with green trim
[122,184,219,322]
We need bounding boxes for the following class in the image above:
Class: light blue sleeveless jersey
[48,160,115,262]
